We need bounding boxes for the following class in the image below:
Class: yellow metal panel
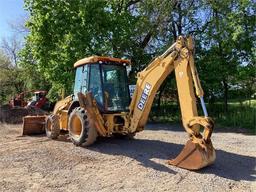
[60,110,68,130]
[128,51,179,132]
[53,95,72,115]
[174,56,199,134]
[103,112,129,134]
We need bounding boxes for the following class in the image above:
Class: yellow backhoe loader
[23,36,216,170]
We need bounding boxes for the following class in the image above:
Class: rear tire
[68,107,98,146]
[45,114,60,139]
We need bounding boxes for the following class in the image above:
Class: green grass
[150,99,255,133]
[239,99,256,106]
[224,99,256,107]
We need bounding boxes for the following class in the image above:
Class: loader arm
[129,36,215,170]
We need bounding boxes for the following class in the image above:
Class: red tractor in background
[10,90,51,111]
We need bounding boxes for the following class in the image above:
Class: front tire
[45,114,60,139]
[68,107,98,146]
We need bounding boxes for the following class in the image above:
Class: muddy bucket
[22,115,46,135]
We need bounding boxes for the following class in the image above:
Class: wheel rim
[70,114,82,138]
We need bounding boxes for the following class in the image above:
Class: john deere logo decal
[137,83,152,111]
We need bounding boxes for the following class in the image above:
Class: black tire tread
[68,107,97,146]
[45,114,60,139]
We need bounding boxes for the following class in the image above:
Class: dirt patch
[0,123,255,192]
[0,105,48,124]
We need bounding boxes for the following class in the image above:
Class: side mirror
[126,65,132,76]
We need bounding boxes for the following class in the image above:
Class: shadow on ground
[88,137,255,181]
[34,124,255,181]
[201,149,256,181]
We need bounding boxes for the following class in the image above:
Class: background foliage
[0,0,255,130]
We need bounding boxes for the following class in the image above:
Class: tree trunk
[157,80,168,111]
[157,88,164,112]
[223,79,228,112]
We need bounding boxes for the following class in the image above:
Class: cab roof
[74,56,131,68]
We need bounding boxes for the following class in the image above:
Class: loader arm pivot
[128,36,216,170]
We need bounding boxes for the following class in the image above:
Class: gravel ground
[0,123,255,192]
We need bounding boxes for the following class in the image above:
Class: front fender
[67,100,80,115]
[53,95,72,115]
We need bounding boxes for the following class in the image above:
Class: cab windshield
[74,63,130,112]
[102,64,130,112]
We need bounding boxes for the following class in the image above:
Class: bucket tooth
[168,140,216,170]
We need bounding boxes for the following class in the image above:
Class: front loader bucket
[168,140,216,170]
[22,115,46,135]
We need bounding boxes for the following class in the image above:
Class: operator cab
[73,56,131,112]
[33,91,47,102]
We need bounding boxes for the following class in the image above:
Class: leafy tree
[23,0,141,96]
[20,0,255,108]
[0,50,25,104]
[1,35,21,67]
[197,0,255,111]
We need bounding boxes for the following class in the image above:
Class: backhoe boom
[129,36,215,170]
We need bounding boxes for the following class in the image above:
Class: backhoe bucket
[22,115,46,135]
[168,140,216,170]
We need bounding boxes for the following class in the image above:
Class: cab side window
[89,64,103,106]
[81,65,89,93]
[73,66,83,98]
[73,65,89,99]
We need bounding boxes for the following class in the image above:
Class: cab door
[73,65,89,99]
[89,64,104,107]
